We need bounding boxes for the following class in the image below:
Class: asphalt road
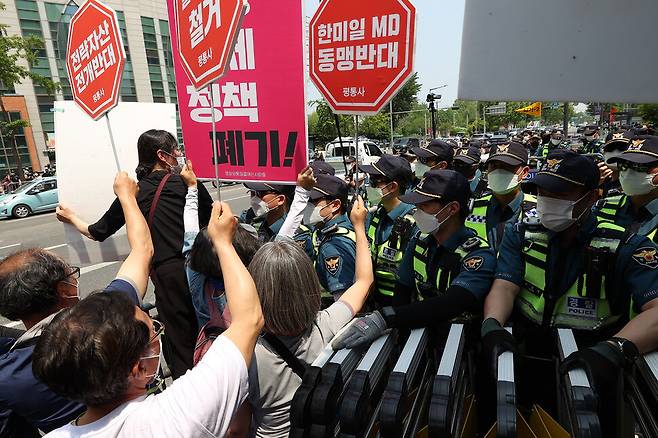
[0,182,251,329]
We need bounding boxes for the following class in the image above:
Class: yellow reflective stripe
[465,221,487,241]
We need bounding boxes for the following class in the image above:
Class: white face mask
[413,203,452,234]
[536,193,589,232]
[366,182,392,205]
[487,169,520,195]
[603,151,623,170]
[480,153,490,163]
[585,135,595,142]
[550,138,562,146]
[250,195,276,218]
[619,168,658,196]
[62,280,80,301]
[303,202,330,225]
[415,163,432,177]
[140,336,163,383]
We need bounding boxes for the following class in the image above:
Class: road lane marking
[81,261,118,275]
[44,244,67,251]
[0,212,56,223]
[224,194,250,202]
[0,243,20,250]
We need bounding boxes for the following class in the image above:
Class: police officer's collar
[386,201,414,220]
[321,213,351,233]
[440,225,474,252]
[490,190,524,213]
[262,214,287,236]
[644,198,658,216]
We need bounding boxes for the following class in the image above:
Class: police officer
[481,150,658,434]
[454,146,486,197]
[360,154,417,307]
[411,139,454,177]
[243,182,295,242]
[528,133,542,156]
[598,135,658,241]
[582,125,604,154]
[465,141,534,253]
[310,159,336,176]
[331,170,497,349]
[301,174,357,300]
[597,130,632,196]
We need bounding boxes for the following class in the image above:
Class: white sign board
[55,101,177,265]
[458,0,658,103]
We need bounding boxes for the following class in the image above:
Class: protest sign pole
[105,113,121,172]
[354,115,359,191]
[209,84,221,201]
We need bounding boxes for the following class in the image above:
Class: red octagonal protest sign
[66,0,126,120]
[310,0,416,115]
[174,0,248,90]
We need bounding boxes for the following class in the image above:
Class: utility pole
[562,102,569,135]
[389,101,394,149]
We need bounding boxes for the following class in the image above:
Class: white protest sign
[55,101,177,265]
[459,0,658,103]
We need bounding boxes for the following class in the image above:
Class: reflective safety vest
[596,194,658,242]
[311,224,357,265]
[465,193,537,247]
[542,145,549,158]
[367,206,416,297]
[518,221,627,331]
[412,234,488,301]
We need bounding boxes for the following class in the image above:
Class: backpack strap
[262,333,308,378]
[148,173,172,229]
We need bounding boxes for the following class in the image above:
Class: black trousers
[151,258,199,379]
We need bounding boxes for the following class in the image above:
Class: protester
[0,172,153,436]
[55,129,209,379]
[33,201,264,437]
[229,196,373,437]
[180,161,262,328]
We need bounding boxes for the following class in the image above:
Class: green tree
[638,104,658,125]
[0,0,58,179]
[390,72,421,129]
[308,99,353,148]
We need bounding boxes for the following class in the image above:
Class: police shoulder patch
[462,255,484,271]
[632,247,658,269]
[325,256,341,276]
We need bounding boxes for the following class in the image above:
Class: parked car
[323,138,383,175]
[392,137,421,153]
[0,176,58,219]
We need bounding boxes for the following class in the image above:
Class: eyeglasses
[149,319,164,342]
[60,266,80,282]
[618,162,654,173]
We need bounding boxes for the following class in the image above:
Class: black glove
[559,341,625,393]
[481,318,517,377]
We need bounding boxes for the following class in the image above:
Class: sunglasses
[618,162,655,173]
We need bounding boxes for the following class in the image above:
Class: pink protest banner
[166,0,308,183]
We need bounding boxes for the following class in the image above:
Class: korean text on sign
[182,0,222,49]
[316,14,400,72]
[69,20,116,94]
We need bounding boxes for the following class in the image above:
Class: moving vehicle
[0,176,59,219]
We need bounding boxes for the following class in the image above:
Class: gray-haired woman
[229,197,374,437]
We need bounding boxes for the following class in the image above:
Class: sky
[303,0,466,108]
